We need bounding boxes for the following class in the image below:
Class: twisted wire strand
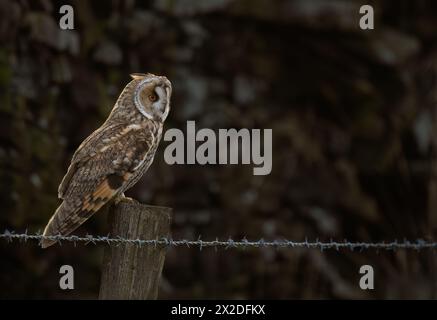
[1,230,436,251]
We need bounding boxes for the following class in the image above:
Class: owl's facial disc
[134,75,172,122]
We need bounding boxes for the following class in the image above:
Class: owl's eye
[148,93,158,102]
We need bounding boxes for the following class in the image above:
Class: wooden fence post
[99,198,172,300]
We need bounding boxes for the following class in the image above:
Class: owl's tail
[41,202,93,249]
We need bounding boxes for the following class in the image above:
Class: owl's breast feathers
[42,120,162,248]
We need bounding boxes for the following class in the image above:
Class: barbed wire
[1,229,437,251]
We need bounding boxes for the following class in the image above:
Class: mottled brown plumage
[42,73,172,248]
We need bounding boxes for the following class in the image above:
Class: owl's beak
[154,86,167,103]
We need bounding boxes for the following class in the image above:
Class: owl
[41,73,172,248]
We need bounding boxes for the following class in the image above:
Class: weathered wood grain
[99,198,171,300]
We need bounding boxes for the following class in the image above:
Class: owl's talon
[114,193,133,204]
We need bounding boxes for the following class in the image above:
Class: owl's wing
[58,123,124,199]
[42,123,157,248]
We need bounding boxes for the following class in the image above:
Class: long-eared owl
[41,73,172,248]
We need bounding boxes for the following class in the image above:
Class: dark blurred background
[1,0,437,299]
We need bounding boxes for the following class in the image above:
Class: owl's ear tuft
[130,73,148,80]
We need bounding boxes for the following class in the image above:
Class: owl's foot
[114,193,133,204]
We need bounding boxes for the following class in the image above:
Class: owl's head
[131,73,172,122]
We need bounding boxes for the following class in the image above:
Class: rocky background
[1,0,437,299]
